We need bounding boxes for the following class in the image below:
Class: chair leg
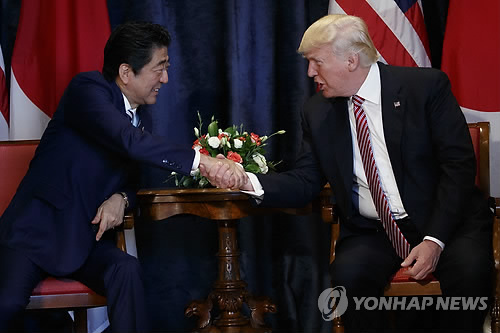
[73,309,88,333]
[332,316,344,333]
[492,296,500,333]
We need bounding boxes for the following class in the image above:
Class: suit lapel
[379,63,405,191]
[321,97,353,203]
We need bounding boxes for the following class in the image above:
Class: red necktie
[353,95,410,259]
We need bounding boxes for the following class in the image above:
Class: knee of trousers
[330,263,389,297]
[439,266,493,297]
[105,255,144,285]
[0,296,27,321]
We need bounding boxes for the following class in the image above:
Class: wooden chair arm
[123,212,135,229]
[116,212,135,253]
[319,184,338,224]
[319,184,340,264]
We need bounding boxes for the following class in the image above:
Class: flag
[0,45,8,140]
[9,0,111,140]
[329,0,431,67]
[441,1,500,196]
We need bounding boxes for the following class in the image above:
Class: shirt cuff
[190,149,201,176]
[240,172,264,203]
[423,236,445,250]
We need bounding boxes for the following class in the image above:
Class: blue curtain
[0,0,449,331]
[106,1,333,332]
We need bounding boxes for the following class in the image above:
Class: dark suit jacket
[258,63,488,245]
[0,71,195,276]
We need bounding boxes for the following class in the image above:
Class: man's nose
[307,63,317,77]
[160,70,168,83]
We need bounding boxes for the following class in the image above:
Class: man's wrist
[118,192,129,209]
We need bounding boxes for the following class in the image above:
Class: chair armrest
[123,212,135,229]
[115,212,135,252]
[319,184,338,224]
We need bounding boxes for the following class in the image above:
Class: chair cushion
[31,277,95,296]
[390,267,437,283]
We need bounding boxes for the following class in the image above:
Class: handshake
[199,153,253,191]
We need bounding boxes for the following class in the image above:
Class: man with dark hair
[0,21,246,332]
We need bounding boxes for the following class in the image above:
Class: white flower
[194,127,199,137]
[208,136,221,149]
[260,135,268,142]
[252,153,269,174]
[233,138,243,149]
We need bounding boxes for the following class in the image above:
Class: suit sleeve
[422,71,477,243]
[63,74,195,176]
[257,109,327,208]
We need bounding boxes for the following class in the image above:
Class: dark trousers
[330,217,493,333]
[0,240,150,333]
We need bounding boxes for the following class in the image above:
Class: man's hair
[102,22,171,81]
[298,14,379,67]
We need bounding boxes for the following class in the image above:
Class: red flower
[218,133,229,140]
[199,148,210,156]
[226,151,243,163]
[192,138,201,149]
[251,132,261,146]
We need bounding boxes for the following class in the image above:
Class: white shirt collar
[354,63,381,105]
[122,93,136,113]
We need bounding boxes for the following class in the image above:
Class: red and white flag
[9,0,111,140]
[0,45,8,140]
[328,0,431,68]
[441,0,500,196]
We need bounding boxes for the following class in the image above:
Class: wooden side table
[136,188,312,333]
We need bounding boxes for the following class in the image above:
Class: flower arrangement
[171,112,285,188]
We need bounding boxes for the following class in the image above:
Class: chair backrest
[0,140,39,216]
[468,122,490,196]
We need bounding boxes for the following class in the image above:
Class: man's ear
[118,64,132,84]
[346,52,360,72]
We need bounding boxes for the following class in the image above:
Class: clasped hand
[199,154,249,189]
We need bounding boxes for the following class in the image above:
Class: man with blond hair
[205,14,493,332]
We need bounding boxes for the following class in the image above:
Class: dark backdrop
[0,1,449,332]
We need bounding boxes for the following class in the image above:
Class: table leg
[185,220,276,333]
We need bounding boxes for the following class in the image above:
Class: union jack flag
[329,0,431,67]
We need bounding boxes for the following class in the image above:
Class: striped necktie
[353,95,410,259]
[126,109,140,127]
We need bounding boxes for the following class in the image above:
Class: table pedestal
[137,188,311,333]
[185,220,275,333]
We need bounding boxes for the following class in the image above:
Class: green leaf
[224,126,236,137]
[208,120,218,137]
[245,163,260,173]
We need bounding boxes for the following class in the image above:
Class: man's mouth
[154,88,160,92]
